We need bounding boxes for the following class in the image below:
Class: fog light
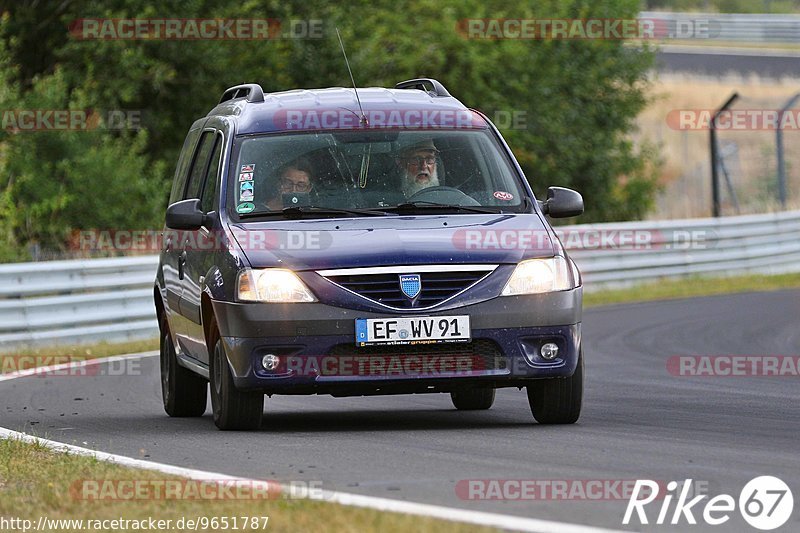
[261,354,280,371]
[540,343,559,360]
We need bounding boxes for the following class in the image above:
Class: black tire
[451,388,495,410]
[527,349,583,424]
[160,321,207,417]
[209,329,263,431]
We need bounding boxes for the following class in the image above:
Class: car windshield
[229,129,528,218]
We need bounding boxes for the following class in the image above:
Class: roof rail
[219,83,265,104]
[395,78,451,97]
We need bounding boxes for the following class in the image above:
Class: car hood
[229,213,556,270]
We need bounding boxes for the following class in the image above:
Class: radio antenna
[336,28,368,126]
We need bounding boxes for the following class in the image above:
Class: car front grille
[323,269,492,309]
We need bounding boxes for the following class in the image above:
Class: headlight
[501,257,574,296]
[237,269,317,302]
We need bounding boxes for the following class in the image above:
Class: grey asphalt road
[2,290,799,532]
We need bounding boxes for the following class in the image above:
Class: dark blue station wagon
[155,79,585,430]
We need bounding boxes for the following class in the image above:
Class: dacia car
[154,79,585,430]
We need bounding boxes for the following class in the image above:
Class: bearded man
[395,138,440,198]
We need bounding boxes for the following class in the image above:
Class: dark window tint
[169,128,201,204]
[200,134,222,213]
[184,131,216,200]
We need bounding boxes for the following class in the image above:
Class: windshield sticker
[240,164,255,173]
[493,191,514,201]
[236,202,255,214]
[239,181,254,201]
[239,172,253,182]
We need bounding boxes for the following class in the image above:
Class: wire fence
[642,85,800,219]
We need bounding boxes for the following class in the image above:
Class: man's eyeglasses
[404,155,437,168]
[279,177,312,192]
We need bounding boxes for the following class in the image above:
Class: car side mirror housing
[165,199,206,230]
[543,187,584,218]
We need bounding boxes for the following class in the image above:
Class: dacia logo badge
[399,274,421,299]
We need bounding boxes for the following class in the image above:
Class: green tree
[0,0,661,259]
[0,64,166,255]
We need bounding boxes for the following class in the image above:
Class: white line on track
[0,351,625,533]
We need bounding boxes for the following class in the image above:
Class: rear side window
[168,128,201,204]
[184,131,217,200]
[200,134,223,213]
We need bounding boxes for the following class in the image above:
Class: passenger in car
[265,157,315,210]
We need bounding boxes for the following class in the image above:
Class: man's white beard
[403,167,439,197]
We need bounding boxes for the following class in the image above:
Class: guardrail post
[710,93,739,218]
[777,92,800,209]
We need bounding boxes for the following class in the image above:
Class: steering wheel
[407,186,481,206]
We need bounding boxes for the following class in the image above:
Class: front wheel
[527,349,583,424]
[159,322,207,417]
[209,332,263,431]
[451,388,495,410]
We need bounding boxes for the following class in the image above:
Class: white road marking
[0,351,625,533]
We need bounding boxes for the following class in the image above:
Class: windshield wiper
[239,206,391,219]
[386,201,501,214]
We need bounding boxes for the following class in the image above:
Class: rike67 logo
[624,476,794,530]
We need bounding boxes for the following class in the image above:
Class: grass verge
[6,338,160,359]
[0,438,493,533]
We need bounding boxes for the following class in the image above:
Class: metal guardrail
[0,256,158,349]
[640,12,800,44]
[1,210,799,349]
[568,209,800,286]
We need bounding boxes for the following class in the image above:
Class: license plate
[355,316,471,346]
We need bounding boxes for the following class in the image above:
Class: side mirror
[543,187,584,218]
[165,199,205,230]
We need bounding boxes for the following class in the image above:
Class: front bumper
[212,289,582,395]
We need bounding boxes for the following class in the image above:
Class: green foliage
[0,62,166,256]
[0,0,661,259]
